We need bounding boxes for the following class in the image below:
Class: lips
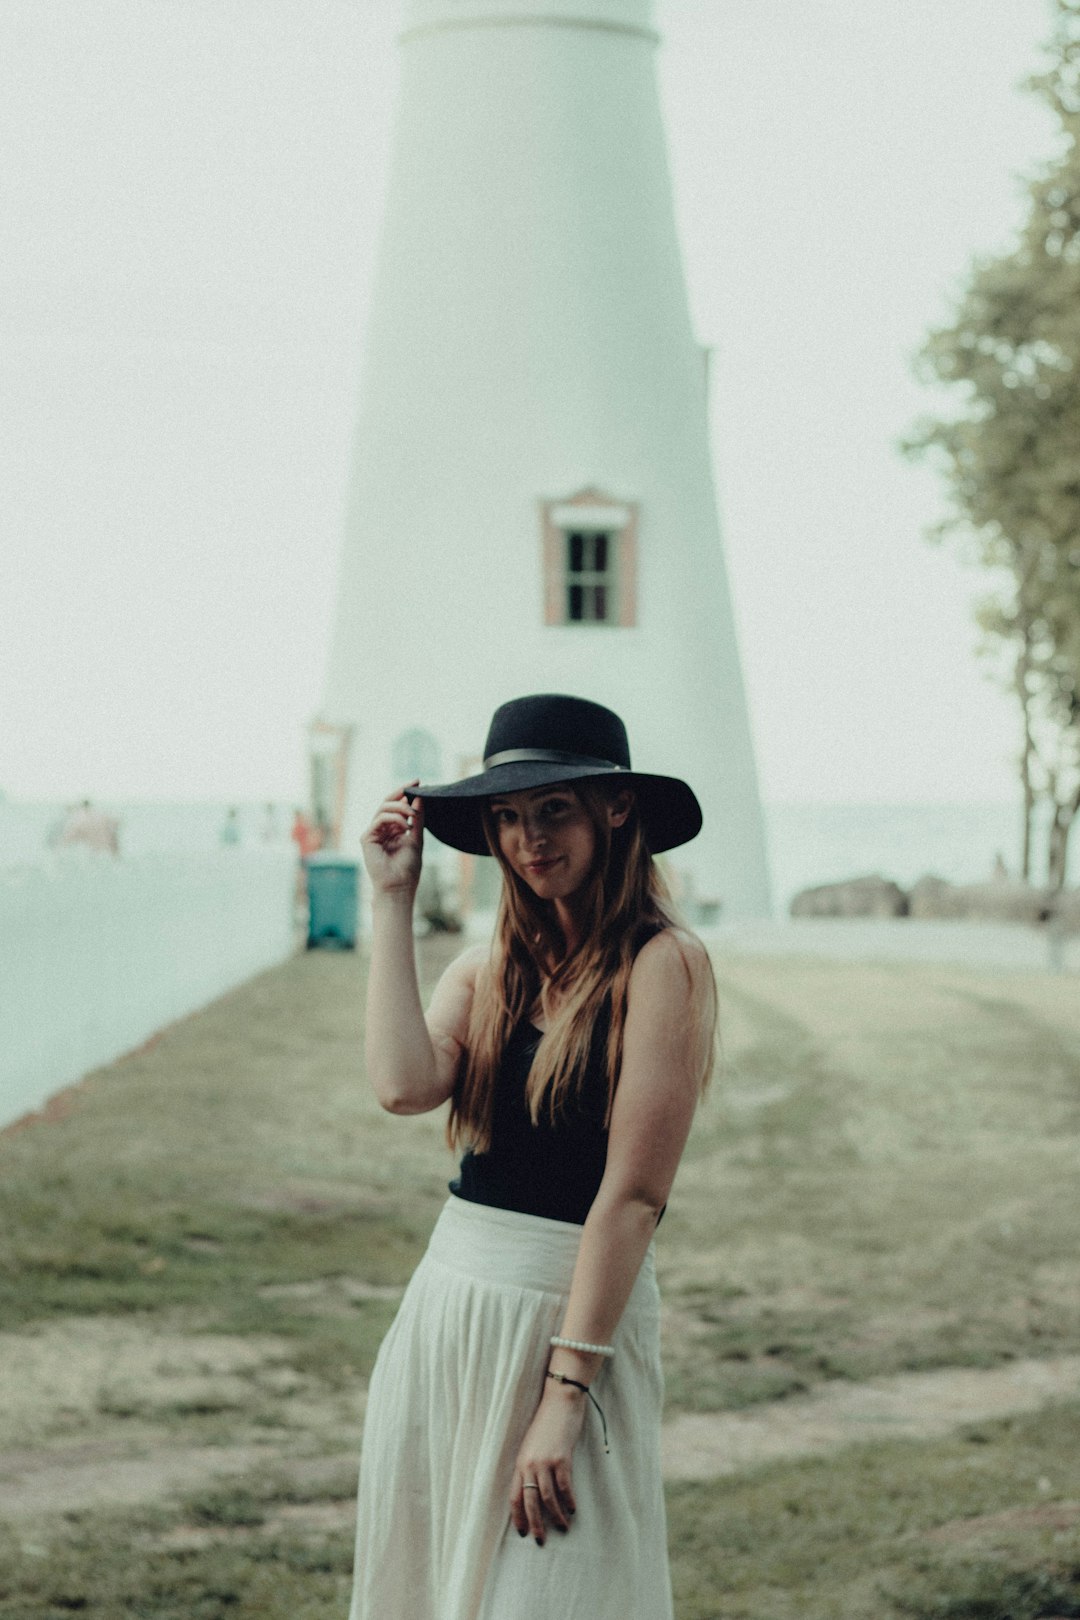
[525,858,559,875]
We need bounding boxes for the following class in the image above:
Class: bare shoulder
[427,941,489,1020]
[621,926,717,1097]
[628,926,712,1004]
[434,940,490,994]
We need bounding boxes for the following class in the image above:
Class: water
[0,797,1054,915]
[0,800,293,868]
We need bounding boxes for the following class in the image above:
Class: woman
[350,693,716,1620]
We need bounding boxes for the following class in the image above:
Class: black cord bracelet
[545,1369,610,1454]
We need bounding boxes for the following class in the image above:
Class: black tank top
[450,1008,611,1225]
[450,926,664,1226]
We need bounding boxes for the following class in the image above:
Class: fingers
[366,811,411,849]
[509,1477,529,1538]
[522,1474,545,1544]
[509,1465,575,1546]
[538,1468,570,1534]
[509,1470,545,1543]
[509,1474,537,1540]
[365,785,424,848]
[554,1461,576,1521]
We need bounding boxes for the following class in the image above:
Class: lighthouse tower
[320,0,772,918]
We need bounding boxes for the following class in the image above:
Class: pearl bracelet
[549,1335,615,1358]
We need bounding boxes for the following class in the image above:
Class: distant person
[290,809,321,860]
[57,799,119,855]
[261,802,279,844]
[220,807,241,847]
[290,809,322,919]
[991,850,1009,882]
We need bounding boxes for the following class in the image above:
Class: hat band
[483,747,627,773]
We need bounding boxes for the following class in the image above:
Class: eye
[491,806,515,825]
[540,798,571,818]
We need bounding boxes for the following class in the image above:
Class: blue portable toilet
[306,854,359,949]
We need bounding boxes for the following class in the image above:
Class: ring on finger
[522,1483,540,1491]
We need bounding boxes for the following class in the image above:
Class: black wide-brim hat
[408,694,702,857]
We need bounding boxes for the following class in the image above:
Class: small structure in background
[790,874,909,919]
[307,720,352,852]
[56,799,120,855]
[790,871,1080,974]
[305,853,359,951]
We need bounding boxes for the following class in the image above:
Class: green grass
[667,1402,1080,1620]
[0,946,460,1342]
[2,1405,1077,1620]
[0,1516,356,1619]
[659,956,1080,1411]
[2,941,1079,1617]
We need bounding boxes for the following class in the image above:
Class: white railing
[0,850,298,1128]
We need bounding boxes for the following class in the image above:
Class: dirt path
[2,1327,1078,1522]
[0,1440,280,1520]
[661,1353,1080,1480]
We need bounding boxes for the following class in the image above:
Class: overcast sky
[0,0,1061,807]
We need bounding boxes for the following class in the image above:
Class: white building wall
[323,0,772,916]
[0,852,297,1128]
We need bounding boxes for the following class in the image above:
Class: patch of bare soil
[927,1500,1080,1545]
[156,1498,357,1551]
[661,1354,1080,1481]
[1,1077,90,1138]
[0,1318,295,1449]
[0,1440,276,1520]
[4,1317,1079,1521]
[258,1278,403,1317]
[0,1316,367,1525]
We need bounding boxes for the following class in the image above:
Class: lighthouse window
[565,530,614,623]
[541,491,637,629]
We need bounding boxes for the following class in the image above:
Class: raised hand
[361,784,424,898]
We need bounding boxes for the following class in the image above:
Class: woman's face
[489,784,598,903]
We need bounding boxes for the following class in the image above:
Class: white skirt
[349,1194,673,1620]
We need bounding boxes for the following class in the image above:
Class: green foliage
[906,0,1080,884]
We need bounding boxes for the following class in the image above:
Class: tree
[905,0,1080,889]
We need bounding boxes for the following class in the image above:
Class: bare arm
[361,786,485,1114]
[509,927,714,1541]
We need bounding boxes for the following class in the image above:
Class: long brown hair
[448,781,717,1154]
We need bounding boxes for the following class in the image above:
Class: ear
[606,788,634,830]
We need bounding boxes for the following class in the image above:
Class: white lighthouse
[319,0,773,918]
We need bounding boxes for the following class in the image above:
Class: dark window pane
[568,531,584,574]
[594,585,608,622]
[568,584,584,621]
[594,532,609,572]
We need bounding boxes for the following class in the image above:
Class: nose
[519,810,548,849]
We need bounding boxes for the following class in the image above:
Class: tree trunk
[1021,762,1035,883]
[1016,642,1036,881]
[1046,778,1080,892]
